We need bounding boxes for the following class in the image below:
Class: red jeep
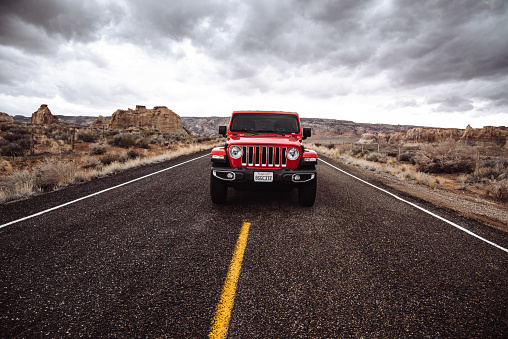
[210,111,317,206]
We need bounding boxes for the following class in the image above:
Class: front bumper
[211,167,316,184]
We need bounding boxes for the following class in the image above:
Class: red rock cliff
[107,106,187,134]
[31,104,59,124]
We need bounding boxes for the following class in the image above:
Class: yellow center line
[209,221,251,339]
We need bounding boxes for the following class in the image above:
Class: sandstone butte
[89,115,110,129]
[0,112,14,123]
[31,104,59,124]
[358,125,508,148]
[99,105,187,135]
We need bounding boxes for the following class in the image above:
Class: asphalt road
[1,151,507,338]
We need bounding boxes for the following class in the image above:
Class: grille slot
[241,146,287,168]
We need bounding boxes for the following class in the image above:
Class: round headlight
[286,147,299,161]
[229,145,242,159]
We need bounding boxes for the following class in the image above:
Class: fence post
[71,128,75,151]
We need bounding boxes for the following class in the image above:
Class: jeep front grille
[241,146,287,168]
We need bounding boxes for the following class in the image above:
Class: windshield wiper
[259,130,288,136]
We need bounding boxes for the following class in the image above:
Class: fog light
[227,172,234,179]
[294,174,300,181]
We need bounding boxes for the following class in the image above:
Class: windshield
[230,113,300,134]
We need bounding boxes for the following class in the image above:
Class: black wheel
[210,173,228,204]
[298,178,316,207]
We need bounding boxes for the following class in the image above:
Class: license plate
[254,172,273,182]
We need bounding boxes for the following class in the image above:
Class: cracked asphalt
[1,151,507,338]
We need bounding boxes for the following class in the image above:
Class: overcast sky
[1,0,507,128]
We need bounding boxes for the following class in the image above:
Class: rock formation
[358,125,507,147]
[0,112,14,123]
[359,127,463,144]
[106,105,187,134]
[90,115,110,129]
[459,125,508,147]
[31,104,59,124]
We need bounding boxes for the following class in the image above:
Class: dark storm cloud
[0,0,122,54]
[107,0,233,55]
[134,0,506,97]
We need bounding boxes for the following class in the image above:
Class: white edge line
[321,159,508,254]
[0,154,209,230]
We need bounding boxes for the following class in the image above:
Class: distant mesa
[31,104,59,125]
[0,112,14,123]
[92,105,187,134]
[357,125,507,148]
[357,127,464,144]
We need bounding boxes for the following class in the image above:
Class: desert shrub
[1,142,25,156]
[3,132,29,143]
[99,152,121,165]
[77,131,98,143]
[16,138,31,149]
[486,180,508,201]
[126,148,141,159]
[414,139,476,173]
[327,144,336,149]
[147,135,160,145]
[82,156,101,169]
[468,163,508,183]
[385,150,398,158]
[110,134,136,148]
[33,159,75,191]
[104,130,119,136]
[52,131,70,141]
[135,137,150,149]
[478,163,507,180]
[366,152,388,163]
[89,142,109,155]
[399,152,416,163]
[348,148,364,157]
[480,158,508,168]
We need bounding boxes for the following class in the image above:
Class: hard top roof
[232,110,298,115]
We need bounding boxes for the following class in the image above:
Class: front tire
[298,178,316,207]
[210,173,228,204]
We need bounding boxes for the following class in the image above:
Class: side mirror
[219,125,227,137]
[303,127,311,140]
